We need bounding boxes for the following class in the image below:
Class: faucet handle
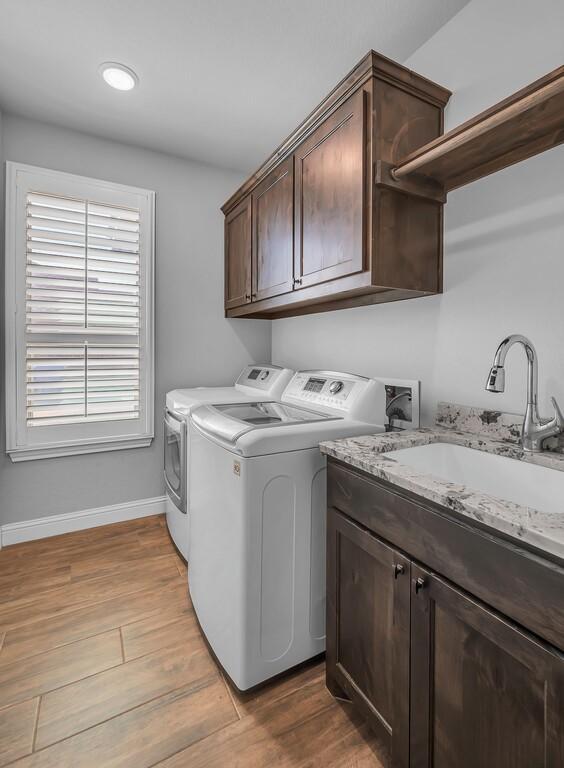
[550,396,564,429]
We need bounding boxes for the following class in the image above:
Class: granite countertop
[320,403,564,561]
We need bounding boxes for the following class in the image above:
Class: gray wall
[3,0,563,526]
[0,115,271,525]
[271,0,564,426]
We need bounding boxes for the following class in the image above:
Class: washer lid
[166,387,254,414]
[191,401,337,445]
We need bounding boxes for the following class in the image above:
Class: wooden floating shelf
[392,65,564,193]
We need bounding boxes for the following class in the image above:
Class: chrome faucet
[485,334,564,452]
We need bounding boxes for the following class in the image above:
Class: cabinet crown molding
[222,50,451,215]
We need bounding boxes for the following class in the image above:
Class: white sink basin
[382,442,564,515]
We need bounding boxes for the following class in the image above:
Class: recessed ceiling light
[99,62,138,91]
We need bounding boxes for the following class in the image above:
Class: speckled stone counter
[320,418,564,561]
[436,401,564,452]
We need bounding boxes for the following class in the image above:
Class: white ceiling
[0,0,468,173]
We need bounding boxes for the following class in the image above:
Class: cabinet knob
[245,293,251,301]
[393,563,405,579]
[414,576,426,594]
[293,278,302,287]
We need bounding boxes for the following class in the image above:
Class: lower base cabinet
[327,510,410,767]
[326,465,564,768]
[409,564,564,768]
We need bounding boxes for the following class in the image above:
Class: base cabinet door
[326,508,410,768]
[224,196,251,309]
[252,157,294,301]
[410,565,564,768]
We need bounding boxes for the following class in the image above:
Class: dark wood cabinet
[294,88,366,290]
[224,196,251,309]
[327,509,410,768]
[252,157,294,301]
[410,565,564,768]
[326,459,564,768]
[222,51,451,319]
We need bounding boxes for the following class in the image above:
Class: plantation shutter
[25,193,141,426]
[6,163,154,461]
[26,193,140,334]
[25,343,140,426]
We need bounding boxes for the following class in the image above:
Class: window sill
[7,436,153,462]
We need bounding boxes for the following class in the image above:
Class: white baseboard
[1,496,167,548]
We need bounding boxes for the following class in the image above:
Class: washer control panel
[282,370,417,426]
[282,371,365,411]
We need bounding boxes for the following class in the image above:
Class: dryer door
[164,408,186,513]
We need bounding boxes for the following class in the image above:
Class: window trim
[5,161,155,462]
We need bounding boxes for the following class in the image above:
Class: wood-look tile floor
[0,515,384,767]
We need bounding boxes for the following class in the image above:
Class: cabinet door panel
[225,197,251,309]
[252,157,294,301]
[326,508,410,768]
[294,88,367,289]
[410,565,564,768]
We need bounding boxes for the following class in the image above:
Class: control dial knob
[329,380,344,395]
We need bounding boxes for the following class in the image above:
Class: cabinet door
[224,196,251,309]
[252,157,294,301]
[326,508,410,768]
[294,88,368,289]
[410,565,564,768]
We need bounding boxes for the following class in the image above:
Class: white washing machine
[163,364,294,559]
[188,370,420,690]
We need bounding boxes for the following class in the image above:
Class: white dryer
[188,370,419,690]
[163,364,293,559]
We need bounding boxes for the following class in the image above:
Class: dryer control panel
[235,365,294,397]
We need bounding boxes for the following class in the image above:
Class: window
[5,162,155,461]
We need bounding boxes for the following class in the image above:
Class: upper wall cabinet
[294,89,366,291]
[224,196,252,309]
[222,51,451,319]
[252,157,294,302]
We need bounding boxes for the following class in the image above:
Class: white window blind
[26,193,140,335]
[6,163,155,461]
[26,343,140,426]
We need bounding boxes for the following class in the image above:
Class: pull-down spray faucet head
[484,334,537,401]
[485,365,505,393]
